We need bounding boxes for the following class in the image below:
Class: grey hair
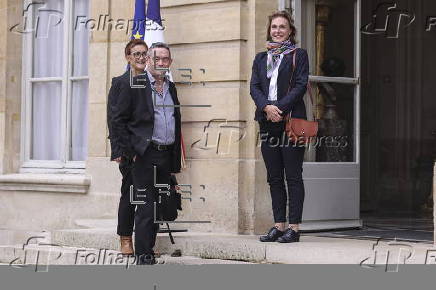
[147,42,171,58]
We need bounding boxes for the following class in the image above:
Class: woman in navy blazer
[250,10,309,243]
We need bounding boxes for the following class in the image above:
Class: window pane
[312,0,355,78]
[32,0,64,78]
[305,82,355,162]
[31,82,62,160]
[69,80,88,161]
[72,0,90,76]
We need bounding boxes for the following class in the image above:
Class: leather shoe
[276,228,300,243]
[137,253,157,265]
[259,227,284,242]
[120,236,134,255]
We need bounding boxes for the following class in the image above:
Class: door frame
[292,0,362,230]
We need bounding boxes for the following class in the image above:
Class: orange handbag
[284,49,318,144]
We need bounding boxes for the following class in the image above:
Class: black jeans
[259,122,306,224]
[131,146,172,256]
[117,158,135,236]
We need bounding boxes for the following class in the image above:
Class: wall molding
[0,174,91,194]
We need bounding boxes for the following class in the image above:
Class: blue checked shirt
[147,71,175,145]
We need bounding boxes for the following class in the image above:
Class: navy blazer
[250,48,309,121]
[110,72,182,173]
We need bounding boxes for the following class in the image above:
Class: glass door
[293,0,361,230]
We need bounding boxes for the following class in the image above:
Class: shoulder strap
[166,223,175,244]
[289,48,316,120]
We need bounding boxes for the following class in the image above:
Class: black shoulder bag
[156,175,182,244]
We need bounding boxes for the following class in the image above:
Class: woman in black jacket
[107,39,148,255]
[250,10,309,243]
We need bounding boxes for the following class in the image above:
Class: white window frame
[20,0,89,173]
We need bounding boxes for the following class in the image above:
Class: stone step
[3,222,435,264]
[0,244,252,266]
[0,229,51,246]
[50,228,436,264]
[74,218,117,229]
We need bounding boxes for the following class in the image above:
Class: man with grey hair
[111,42,181,265]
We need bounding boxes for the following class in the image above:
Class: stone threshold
[0,244,252,265]
[49,228,436,264]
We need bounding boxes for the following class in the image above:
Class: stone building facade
[0,0,283,234]
[1,0,434,239]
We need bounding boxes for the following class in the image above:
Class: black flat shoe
[259,227,284,242]
[276,228,300,243]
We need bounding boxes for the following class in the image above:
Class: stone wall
[0,0,22,175]
[85,0,280,234]
[0,0,280,234]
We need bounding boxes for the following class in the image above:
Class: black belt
[150,142,174,151]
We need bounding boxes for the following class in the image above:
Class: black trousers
[131,146,172,256]
[117,158,135,236]
[260,122,306,224]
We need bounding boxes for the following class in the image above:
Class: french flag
[144,0,165,47]
[131,0,165,46]
[131,0,146,40]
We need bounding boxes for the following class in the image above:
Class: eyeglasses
[131,51,147,59]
